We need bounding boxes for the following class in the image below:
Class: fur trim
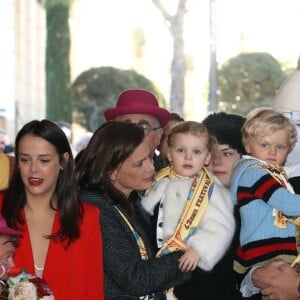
[162,177,193,240]
[187,178,235,271]
[141,178,169,215]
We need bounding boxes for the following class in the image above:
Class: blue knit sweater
[230,156,300,274]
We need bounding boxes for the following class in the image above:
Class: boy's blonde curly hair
[242,108,297,153]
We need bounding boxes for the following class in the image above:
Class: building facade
[0,0,45,142]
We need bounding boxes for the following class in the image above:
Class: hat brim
[104,106,170,127]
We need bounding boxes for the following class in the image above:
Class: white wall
[0,0,15,141]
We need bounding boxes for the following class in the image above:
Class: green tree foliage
[37,0,72,123]
[218,52,286,116]
[71,66,165,131]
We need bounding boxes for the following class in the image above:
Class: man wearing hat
[104,89,170,170]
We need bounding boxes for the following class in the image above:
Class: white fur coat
[141,175,235,271]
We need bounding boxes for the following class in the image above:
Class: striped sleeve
[237,173,282,206]
[237,167,300,216]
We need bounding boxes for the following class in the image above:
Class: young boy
[230,108,300,278]
[142,121,235,274]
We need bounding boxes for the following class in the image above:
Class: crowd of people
[1,71,300,299]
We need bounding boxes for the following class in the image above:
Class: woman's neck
[25,193,57,211]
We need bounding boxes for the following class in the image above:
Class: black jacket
[79,189,190,299]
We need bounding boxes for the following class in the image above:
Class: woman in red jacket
[0,119,104,300]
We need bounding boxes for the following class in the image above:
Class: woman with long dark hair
[1,119,104,300]
[76,121,190,300]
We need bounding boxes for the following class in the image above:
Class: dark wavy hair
[76,121,145,213]
[3,119,82,247]
[203,112,247,155]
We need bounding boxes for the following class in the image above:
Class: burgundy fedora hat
[104,89,170,127]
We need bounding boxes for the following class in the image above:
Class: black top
[79,189,190,300]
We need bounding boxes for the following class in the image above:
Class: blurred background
[1,0,300,146]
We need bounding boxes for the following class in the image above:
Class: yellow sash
[155,167,213,257]
[0,153,9,191]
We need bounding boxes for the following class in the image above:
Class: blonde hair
[167,121,216,153]
[242,108,297,151]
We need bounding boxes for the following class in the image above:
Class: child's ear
[244,143,251,154]
[205,153,212,166]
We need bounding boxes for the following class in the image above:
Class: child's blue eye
[276,145,285,151]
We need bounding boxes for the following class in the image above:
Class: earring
[0,264,6,278]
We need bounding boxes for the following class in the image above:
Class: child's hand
[178,247,200,272]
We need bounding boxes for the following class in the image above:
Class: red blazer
[0,193,104,300]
